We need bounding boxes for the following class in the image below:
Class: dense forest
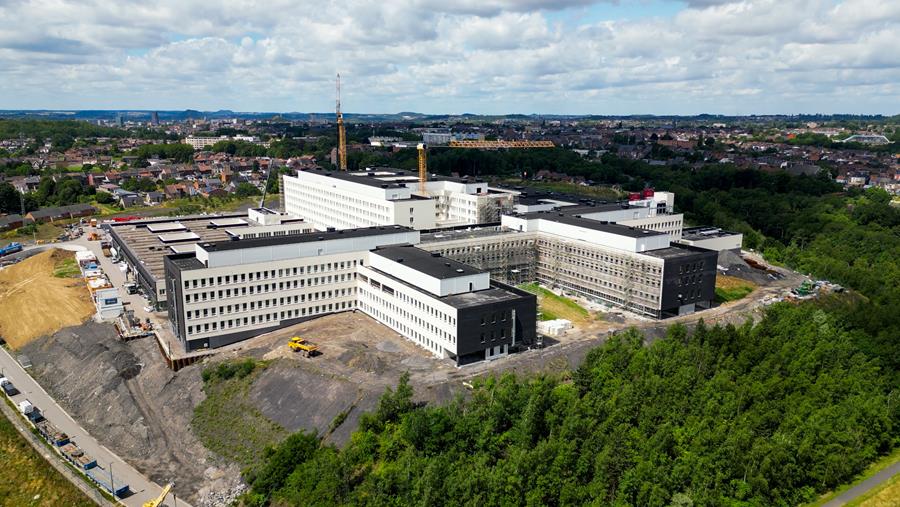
[240,153,899,506]
[242,305,897,506]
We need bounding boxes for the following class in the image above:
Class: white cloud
[0,0,897,114]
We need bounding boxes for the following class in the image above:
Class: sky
[0,0,898,115]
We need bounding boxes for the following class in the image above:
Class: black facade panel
[455,284,536,358]
[659,249,717,313]
[185,313,330,352]
[163,254,188,348]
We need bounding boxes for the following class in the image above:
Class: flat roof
[146,222,186,233]
[199,225,415,252]
[169,243,197,254]
[516,212,667,239]
[158,231,200,243]
[301,168,409,189]
[419,225,514,244]
[366,265,525,310]
[681,227,741,241]
[556,203,632,214]
[371,245,484,279]
[209,218,248,227]
[300,167,487,189]
[499,185,605,206]
[109,213,245,283]
[168,254,206,271]
[643,244,714,260]
[442,284,530,309]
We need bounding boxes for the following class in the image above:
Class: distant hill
[0,110,894,123]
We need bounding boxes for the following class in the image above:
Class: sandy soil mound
[0,249,94,349]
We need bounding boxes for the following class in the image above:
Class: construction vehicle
[288,336,319,358]
[143,483,173,507]
[87,232,99,241]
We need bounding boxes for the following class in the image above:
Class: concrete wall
[366,251,490,297]
[197,229,419,268]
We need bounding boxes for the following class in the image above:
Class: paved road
[0,348,178,506]
[1,232,191,507]
[822,460,900,507]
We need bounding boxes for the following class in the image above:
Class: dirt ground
[15,312,468,505]
[18,322,240,505]
[215,312,464,446]
[0,249,94,349]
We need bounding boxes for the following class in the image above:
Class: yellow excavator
[143,483,173,507]
[288,336,319,358]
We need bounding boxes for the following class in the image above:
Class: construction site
[0,77,823,506]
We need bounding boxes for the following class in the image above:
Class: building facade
[357,245,536,364]
[282,169,436,230]
[163,227,536,364]
[422,212,716,319]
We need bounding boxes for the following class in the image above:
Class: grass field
[52,257,80,278]
[853,473,900,506]
[0,409,94,507]
[1,222,67,248]
[160,196,259,216]
[518,283,594,325]
[192,359,287,467]
[715,275,757,302]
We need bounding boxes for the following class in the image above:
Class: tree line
[238,150,899,506]
[242,304,897,506]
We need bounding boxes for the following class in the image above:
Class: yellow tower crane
[417,143,427,195]
[413,139,554,193]
[336,74,348,171]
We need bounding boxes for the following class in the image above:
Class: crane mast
[336,74,347,170]
[417,143,427,195]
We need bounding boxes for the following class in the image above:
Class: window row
[186,287,355,320]
[183,260,360,290]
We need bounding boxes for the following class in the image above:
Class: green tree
[0,182,20,213]
[235,182,262,197]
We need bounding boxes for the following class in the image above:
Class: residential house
[26,204,96,224]
[13,176,41,194]
[112,188,141,207]
[144,191,165,205]
[0,214,24,232]
[164,183,188,200]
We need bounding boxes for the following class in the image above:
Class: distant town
[0,112,897,229]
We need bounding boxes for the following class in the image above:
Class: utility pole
[19,192,34,243]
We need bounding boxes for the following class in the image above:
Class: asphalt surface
[0,347,182,507]
[822,460,900,507]
[1,231,191,507]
